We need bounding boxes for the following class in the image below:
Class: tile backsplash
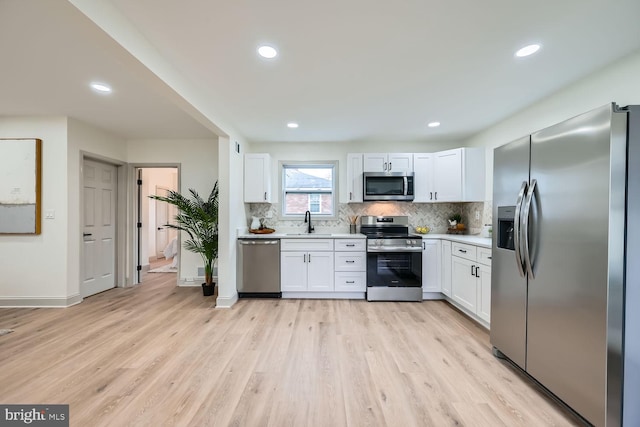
[249,201,492,235]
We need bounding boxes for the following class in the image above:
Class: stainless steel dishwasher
[237,239,281,298]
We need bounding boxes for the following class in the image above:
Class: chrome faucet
[304,210,315,234]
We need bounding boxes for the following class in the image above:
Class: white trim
[443,295,490,330]
[422,292,445,300]
[0,294,82,308]
[216,293,238,308]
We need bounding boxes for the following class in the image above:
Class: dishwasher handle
[238,240,279,245]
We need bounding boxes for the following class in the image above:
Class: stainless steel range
[360,216,422,302]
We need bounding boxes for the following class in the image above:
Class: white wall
[465,49,640,197]
[0,117,69,304]
[216,136,246,308]
[127,138,218,283]
[0,116,127,305]
[248,140,463,203]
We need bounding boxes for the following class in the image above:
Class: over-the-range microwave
[363,172,415,201]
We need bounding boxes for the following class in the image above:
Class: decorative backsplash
[249,201,492,235]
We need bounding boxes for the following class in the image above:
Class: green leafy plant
[449,213,463,223]
[149,182,219,286]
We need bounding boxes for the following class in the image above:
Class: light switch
[45,210,55,219]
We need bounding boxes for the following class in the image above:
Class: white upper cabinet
[346,153,364,203]
[363,153,413,173]
[244,153,272,203]
[415,148,485,202]
[413,153,435,202]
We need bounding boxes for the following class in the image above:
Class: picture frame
[0,138,42,234]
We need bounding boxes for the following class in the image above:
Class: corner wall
[465,49,640,198]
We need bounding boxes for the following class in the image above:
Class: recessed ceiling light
[427,121,441,128]
[515,44,541,58]
[258,45,278,59]
[287,122,299,128]
[90,82,112,93]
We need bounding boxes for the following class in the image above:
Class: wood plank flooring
[0,274,583,426]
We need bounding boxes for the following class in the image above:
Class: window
[281,162,337,219]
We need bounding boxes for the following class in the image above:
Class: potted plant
[449,213,464,229]
[150,182,219,296]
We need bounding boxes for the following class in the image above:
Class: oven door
[367,250,422,287]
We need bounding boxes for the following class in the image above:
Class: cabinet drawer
[334,239,366,251]
[451,242,477,261]
[334,272,367,292]
[280,239,334,251]
[477,247,492,266]
[334,252,366,271]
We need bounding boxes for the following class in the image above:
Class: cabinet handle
[459,249,467,253]
[346,244,355,247]
[308,254,311,263]
[383,162,387,171]
[303,254,306,263]
[264,192,267,201]
[346,260,355,263]
[346,281,355,284]
[435,191,437,200]
[471,265,475,276]
[389,162,392,170]
[349,191,352,201]
[488,256,492,260]
[475,266,480,278]
[423,242,426,250]
[430,192,433,200]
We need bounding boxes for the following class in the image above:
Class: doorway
[135,167,179,283]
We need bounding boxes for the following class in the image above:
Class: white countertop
[237,230,490,247]
[238,231,366,239]
[421,233,492,248]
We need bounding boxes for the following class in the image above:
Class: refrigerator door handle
[513,181,528,277]
[522,179,537,279]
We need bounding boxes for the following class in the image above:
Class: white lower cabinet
[281,239,334,292]
[441,240,452,297]
[450,242,492,325]
[422,239,441,294]
[281,238,366,296]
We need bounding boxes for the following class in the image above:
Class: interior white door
[155,186,170,258]
[82,159,117,297]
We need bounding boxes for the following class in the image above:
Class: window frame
[279,160,339,220]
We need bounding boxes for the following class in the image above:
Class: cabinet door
[451,255,476,313]
[387,153,413,172]
[281,252,307,291]
[477,265,491,324]
[441,240,452,297]
[413,153,434,202]
[307,251,334,291]
[363,153,387,172]
[422,240,441,292]
[346,153,364,202]
[244,154,271,203]
[433,149,462,201]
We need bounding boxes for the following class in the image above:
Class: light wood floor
[0,274,583,426]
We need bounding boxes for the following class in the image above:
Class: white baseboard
[216,292,238,308]
[0,293,82,308]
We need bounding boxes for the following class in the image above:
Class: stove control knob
[406,239,411,245]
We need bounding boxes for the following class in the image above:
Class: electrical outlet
[475,210,480,220]
[45,209,55,219]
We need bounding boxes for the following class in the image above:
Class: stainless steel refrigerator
[491,103,640,426]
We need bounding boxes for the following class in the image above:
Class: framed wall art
[0,138,42,234]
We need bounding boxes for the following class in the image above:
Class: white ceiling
[2,0,640,143]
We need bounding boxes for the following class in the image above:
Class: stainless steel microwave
[363,172,415,201]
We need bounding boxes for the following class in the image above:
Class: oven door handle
[367,247,423,253]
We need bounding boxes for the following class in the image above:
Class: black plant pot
[202,283,215,296]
